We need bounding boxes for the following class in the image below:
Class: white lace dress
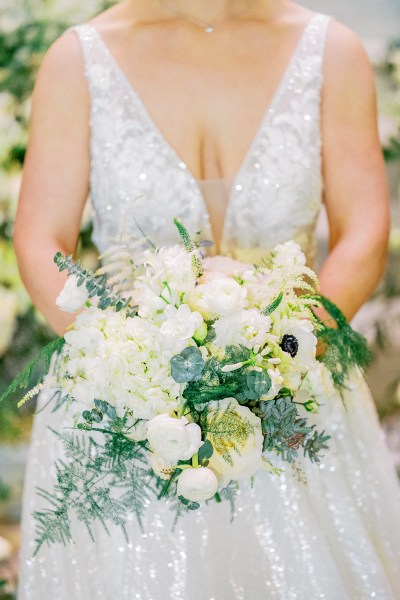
[18,13,400,600]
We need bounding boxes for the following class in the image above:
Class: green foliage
[0,337,64,407]
[33,428,154,555]
[173,218,204,277]
[170,347,205,383]
[262,291,283,316]
[54,253,138,316]
[258,397,324,463]
[303,430,331,463]
[309,295,372,389]
[198,439,213,462]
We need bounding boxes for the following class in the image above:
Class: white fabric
[18,13,400,600]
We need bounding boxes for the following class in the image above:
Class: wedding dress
[18,13,400,599]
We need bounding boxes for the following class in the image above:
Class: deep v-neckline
[85,14,318,249]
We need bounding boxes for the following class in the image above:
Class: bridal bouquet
[2,220,370,552]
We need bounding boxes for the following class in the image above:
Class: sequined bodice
[72,13,330,267]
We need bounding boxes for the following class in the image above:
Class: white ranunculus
[147,414,203,462]
[56,275,89,313]
[177,467,219,502]
[206,398,263,487]
[190,278,247,318]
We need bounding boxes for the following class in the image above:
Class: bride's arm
[14,31,89,336]
[318,22,390,322]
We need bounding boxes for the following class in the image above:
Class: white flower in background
[272,240,306,269]
[177,467,219,502]
[201,256,250,281]
[214,308,272,349]
[206,398,263,487]
[190,278,247,318]
[56,275,89,313]
[0,286,18,357]
[147,414,202,462]
[160,304,203,352]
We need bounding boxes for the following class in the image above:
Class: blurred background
[0,0,399,596]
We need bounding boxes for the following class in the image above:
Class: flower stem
[192,453,199,468]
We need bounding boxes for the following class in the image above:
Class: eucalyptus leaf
[170,347,205,383]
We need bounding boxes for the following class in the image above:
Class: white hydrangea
[57,307,183,419]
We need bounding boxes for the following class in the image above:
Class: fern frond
[0,337,64,406]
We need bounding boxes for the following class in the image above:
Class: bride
[14,0,400,598]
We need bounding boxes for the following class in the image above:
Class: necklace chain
[158,0,254,33]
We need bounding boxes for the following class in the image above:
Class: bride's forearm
[14,238,76,337]
[316,232,388,323]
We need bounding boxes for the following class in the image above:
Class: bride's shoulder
[35,1,123,85]
[324,18,374,87]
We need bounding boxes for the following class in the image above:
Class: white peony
[206,398,263,487]
[147,414,203,462]
[190,278,247,318]
[177,467,219,502]
[56,275,89,313]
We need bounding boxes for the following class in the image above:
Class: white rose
[177,467,219,502]
[191,278,247,318]
[56,275,89,313]
[206,398,263,486]
[147,414,203,462]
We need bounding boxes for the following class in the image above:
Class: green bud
[193,322,208,342]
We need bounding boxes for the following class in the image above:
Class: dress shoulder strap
[68,24,120,100]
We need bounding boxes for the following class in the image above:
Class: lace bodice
[72,13,331,267]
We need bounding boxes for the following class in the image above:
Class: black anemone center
[280,334,299,358]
